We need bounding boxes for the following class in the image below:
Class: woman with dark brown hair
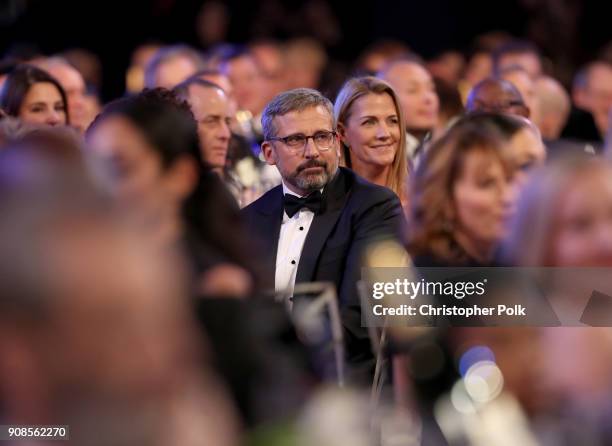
[0,65,69,127]
[407,115,516,266]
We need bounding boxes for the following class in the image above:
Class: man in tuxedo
[242,88,404,374]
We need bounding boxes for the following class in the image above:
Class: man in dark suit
[242,88,404,375]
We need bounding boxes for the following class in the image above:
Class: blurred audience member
[61,48,103,92]
[34,57,91,133]
[184,71,281,204]
[499,65,541,128]
[144,45,206,89]
[466,112,545,187]
[572,60,612,139]
[459,49,493,103]
[378,57,439,161]
[284,37,328,90]
[249,40,288,99]
[0,64,69,127]
[492,39,543,78]
[0,136,239,446]
[334,76,408,208]
[408,116,516,266]
[126,43,163,93]
[173,79,231,176]
[86,88,261,296]
[432,77,464,137]
[426,50,466,88]
[355,40,411,75]
[503,157,612,267]
[219,46,269,144]
[501,157,612,440]
[535,75,571,140]
[465,77,529,118]
[0,59,18,91]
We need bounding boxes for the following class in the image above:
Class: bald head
[535,76,570,139]
[466,77,529,118]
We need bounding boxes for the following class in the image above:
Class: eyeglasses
[267,130,337,151]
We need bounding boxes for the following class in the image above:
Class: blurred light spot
[450,381,476,414]
[464,360,504,403]
[459,345,495,377]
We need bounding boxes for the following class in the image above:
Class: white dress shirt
[275,182,319,299]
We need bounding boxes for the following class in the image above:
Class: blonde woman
[334,76,409,208]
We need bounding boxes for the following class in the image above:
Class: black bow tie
[283,191,323,217]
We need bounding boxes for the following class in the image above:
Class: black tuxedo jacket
[242,167,404,365]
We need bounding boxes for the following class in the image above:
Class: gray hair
[261,88,334,139]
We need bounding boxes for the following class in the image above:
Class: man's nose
[302,137,320,158]
[218,121,231,140]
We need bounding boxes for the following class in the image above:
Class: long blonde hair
[334,76,408,201]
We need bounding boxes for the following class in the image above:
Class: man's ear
[261,141,277,166]
[336,123,347,157]
[166,156,198,201]
[337,122,347,140]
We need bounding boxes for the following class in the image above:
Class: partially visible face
[340,92,400,171]
[187,85,232,169]
[262,105,340,195]
[44,225,195,403]
[506,127,546,186]
[497,52,542,78]
[224,55,267,115]
[250,44,287,99]
[155,57,198,89]
[453,150,516,247]
[464,52,493,87]
[45,63,88,132]
[19,82,67,126]
[469,81,529,118]
[550,169,612,267]
[86,116,177,219]
[584,64,612,135]
[382,62,439,132]
[502,70,539,124]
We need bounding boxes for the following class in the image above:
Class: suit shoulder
[242,185,282,213]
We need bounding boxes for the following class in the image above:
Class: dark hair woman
[0,64,69,127]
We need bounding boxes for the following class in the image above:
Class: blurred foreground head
[0,133,239,445]
[503,156,612,267]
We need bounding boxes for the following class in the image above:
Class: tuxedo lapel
[295,169,350,284]
[254,186,284,286]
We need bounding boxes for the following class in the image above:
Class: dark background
[1,0,610,101]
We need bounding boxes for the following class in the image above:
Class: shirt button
[291,260,296,265]
[299,226,304,231]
